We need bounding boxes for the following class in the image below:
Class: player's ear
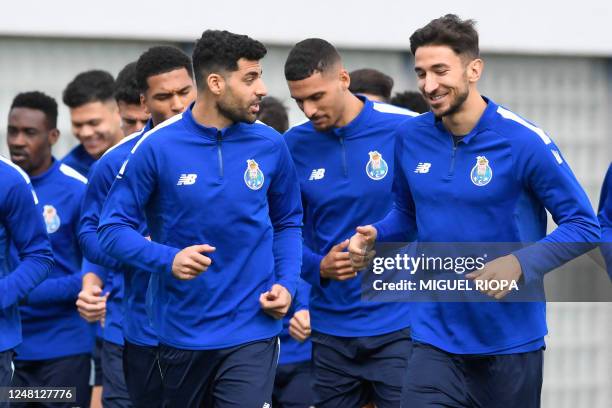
[48,128,60,146]
[467,58,483,83]
[207,73,225,95]
[339,68,350,91]
[140,94,150,115]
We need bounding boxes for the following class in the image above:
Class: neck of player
[335,92,365,128]
[192,96,233,130]
[442,90,487,136]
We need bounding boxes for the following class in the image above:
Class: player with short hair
[257,96,290,134]
[349,14,600,408]
[62,70,123,177]
[97,30,302,408]
[284,38,417,408]
[115,62,150,136]
[77,45,195,408]
[390,90,429,114]
[6,91,92,407]
[349,68,394,103]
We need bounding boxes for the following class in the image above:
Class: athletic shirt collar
[182,102,246,140]
[433,96,498,145]
[29,157,60,184]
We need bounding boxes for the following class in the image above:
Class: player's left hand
[260,284,292,319]
[289,309,311,341]
[466,254,523,300]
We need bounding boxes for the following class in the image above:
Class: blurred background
[1,1,610,406]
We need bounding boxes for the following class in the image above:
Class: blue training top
[98,105,303,350]
[284,96,418,337]
[0,156,54,352]
[16,160,93,360]
[79,121,156,346]
[374,97,600,354]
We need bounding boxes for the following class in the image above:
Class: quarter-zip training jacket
[16,160,93,360]
[98,105,303,350]
[373,97,600,354]
[80,121,155,346]
[284,97,418,337]
[0,157,54,352]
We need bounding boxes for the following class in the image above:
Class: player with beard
[97,30,302,408]
[284,39,418,408]
[349,14,600,408]
[77,45,195,408]
[61,70,123,177]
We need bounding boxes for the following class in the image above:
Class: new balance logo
[177,174,198,185]
[309,168,326,181]
[414,163,431,174]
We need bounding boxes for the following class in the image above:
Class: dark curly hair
[257,96,289,134]
[62,69,115,108]
[192,30,267,89]
[11,91,58,128]
[136,46,193,92]
[390,91,429,114]
[114,61,141,105]
[284,38,340,81]
[410,14,479,59]
[349,69,394,102]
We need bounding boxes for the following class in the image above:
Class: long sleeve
[373,131,418,242]
[79,160,124,271]
[23,273,81,305]
[301,243,323,288]
[0,178,54,309]
[81,258,108,285]
[513,138,601,284]
[268,139,303,298]
[293,279,311,312]
[98,143,179,276]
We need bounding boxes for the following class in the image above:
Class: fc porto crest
[244,159,265,190]
[43,205,61,233]
[470,156,493,186]
[366,151,388,180]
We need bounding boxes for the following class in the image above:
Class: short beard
[435,84,469,119]
[217,99,254,125]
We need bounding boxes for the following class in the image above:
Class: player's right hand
[348,225,377,270]
[76,285,108,322]
[320,239,357,281]
[289,309,311,342]
[172,244,215,280]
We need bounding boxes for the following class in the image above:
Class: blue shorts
[402,342,544,408]
[273,361,314,408]
[101,341,132,408]
[12,353,91,408]
[123,340,163,408]
[311,328,412,408]
[159,337,279,408]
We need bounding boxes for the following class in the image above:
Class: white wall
[2,0,612,56]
